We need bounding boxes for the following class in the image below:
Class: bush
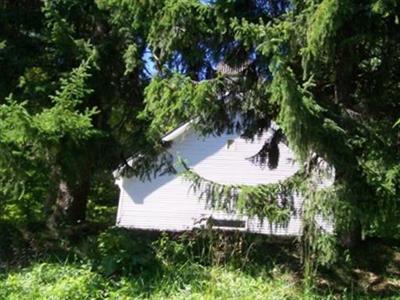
[0,263,106,300]
[0,221,32,267]
[153,232,194,267]
[153,229,281,268]
[93,227,158,276]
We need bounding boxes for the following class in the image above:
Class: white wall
[116,127,311,235]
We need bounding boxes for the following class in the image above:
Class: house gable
[115,124,306,234]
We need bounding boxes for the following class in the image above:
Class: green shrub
[153,232,194,267]
[0,221,31,266]
[93,227,158,276]
[0,263,105,300]
[153,230,276,268]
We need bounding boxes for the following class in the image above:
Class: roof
[113,121,193,178]
[114,118,288,176]
[161,120,193,142]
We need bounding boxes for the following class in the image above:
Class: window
[209,218,246,228]
[193,216,247,229]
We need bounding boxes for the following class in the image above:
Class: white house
[114,122,332,235]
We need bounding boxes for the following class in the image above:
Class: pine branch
[181,168,306,226]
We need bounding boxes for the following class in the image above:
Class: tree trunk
[334,41,355,106]
[333,25,362,249]
[49,167,92,227]
[56,178,91,224]
[340,219,362,249]
[44,166,61,218]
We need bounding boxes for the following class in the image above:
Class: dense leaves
[182,168,305,226]
[1,0,399,284]
[0,0,153,224]
[138,0,400,273]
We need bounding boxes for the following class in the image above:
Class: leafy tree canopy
[0,0,155,224]
[1,1,399,275]
[136,0,400,258]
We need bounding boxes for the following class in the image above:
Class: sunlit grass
[1,262,392,300]
[1,228,400,300]
[0,263,302,300]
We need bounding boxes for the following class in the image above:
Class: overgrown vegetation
[1,227,400,299]
[0,263,324,300]
[1,0,400,298]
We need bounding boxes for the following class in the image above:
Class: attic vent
[194,216,246,229]
[210,218,246,228]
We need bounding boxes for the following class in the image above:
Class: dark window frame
[209,218,246,228]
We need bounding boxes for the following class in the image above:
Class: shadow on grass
[317,238,400,298]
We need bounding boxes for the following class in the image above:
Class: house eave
[113,122,193,179]
[161,121,193,142]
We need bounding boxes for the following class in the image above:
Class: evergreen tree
[0,0,155,224]
[1,1,399,274]
[134,0,400,267]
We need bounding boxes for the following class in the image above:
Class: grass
[1,225,400,299]
[0,262,323,300]
[1,261,399,300]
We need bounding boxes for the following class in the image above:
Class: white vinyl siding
[115,126,331,235]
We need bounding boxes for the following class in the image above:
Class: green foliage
[154,233,194,267]
[134,0,400,280]
[2,242,399,299]
[0,221,28,264]
[94,227,158,276]
[0,263,106,300]
[1,0,160,225]
[141,74,222,139]
[238,173,303,225]
[86,170,119,226]
[182,169,305,226]
[1,0,400,290]
[0,262,319,300]
[153,230,253,268]
[0,58,97,223]
[32,59,98,142]
[181,165,340,273]
[147,0,211,67]
[302,0,350,74]
[1,224,400,298]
